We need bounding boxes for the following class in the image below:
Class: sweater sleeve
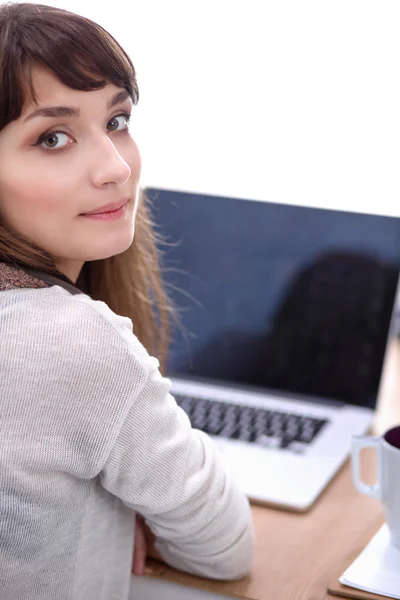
[27,289,253,580]
[100,363,254,580]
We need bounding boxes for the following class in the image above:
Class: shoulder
[1,284,158,378]
[1,285,161,467]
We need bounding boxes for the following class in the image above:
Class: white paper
[339,524,400,599]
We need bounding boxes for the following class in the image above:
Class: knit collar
[0,262,48,292]
[0,262,81,295]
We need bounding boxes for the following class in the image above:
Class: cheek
[0,170,73,243]
[0,163,72,218]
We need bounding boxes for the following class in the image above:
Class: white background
[15,1,400,216]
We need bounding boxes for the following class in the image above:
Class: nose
[89,134,131,188]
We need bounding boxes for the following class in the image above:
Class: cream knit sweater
[0,264,253,600]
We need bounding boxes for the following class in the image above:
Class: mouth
[80,198,129,221]
[81,198,129,216]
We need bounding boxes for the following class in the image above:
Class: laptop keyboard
[175,394,330,453]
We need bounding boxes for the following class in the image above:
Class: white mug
[352,425,400,549]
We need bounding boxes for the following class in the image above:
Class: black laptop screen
[147,188,400,409]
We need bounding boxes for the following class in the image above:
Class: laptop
[146,187,400,511]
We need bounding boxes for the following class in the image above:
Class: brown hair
[0,2,173,368]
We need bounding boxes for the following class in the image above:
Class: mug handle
[351,436,382,500]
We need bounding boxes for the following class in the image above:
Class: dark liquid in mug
[384,426,400,449]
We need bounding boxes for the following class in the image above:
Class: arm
[100,365,254,580]
[37,291,253,580]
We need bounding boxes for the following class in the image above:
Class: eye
[36,131,71,152]
[107,112,131,132]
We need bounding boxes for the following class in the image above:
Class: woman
[0,3,253,599]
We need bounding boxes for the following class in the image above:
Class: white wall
[15,1,400,216]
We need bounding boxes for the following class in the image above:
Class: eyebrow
[23,89,131,123]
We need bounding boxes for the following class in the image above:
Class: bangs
[0,2,139,127]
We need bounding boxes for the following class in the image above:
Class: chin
[84,228,135,261]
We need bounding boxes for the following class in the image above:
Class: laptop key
[225,405,240,417]
[219,425,237,438]
[297,429,316,444]
[176,396,193,414]
[205,421,223,435]
[238,429,253,442]
[192,413,207,430]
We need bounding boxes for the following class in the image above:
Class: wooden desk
[144,340,400,600]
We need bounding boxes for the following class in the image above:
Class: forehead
[20,64,123,117]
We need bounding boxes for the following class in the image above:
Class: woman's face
[0,63,141,282]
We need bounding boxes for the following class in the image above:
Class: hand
[132,513,162,575]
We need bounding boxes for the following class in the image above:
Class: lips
[81,198,129,216]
